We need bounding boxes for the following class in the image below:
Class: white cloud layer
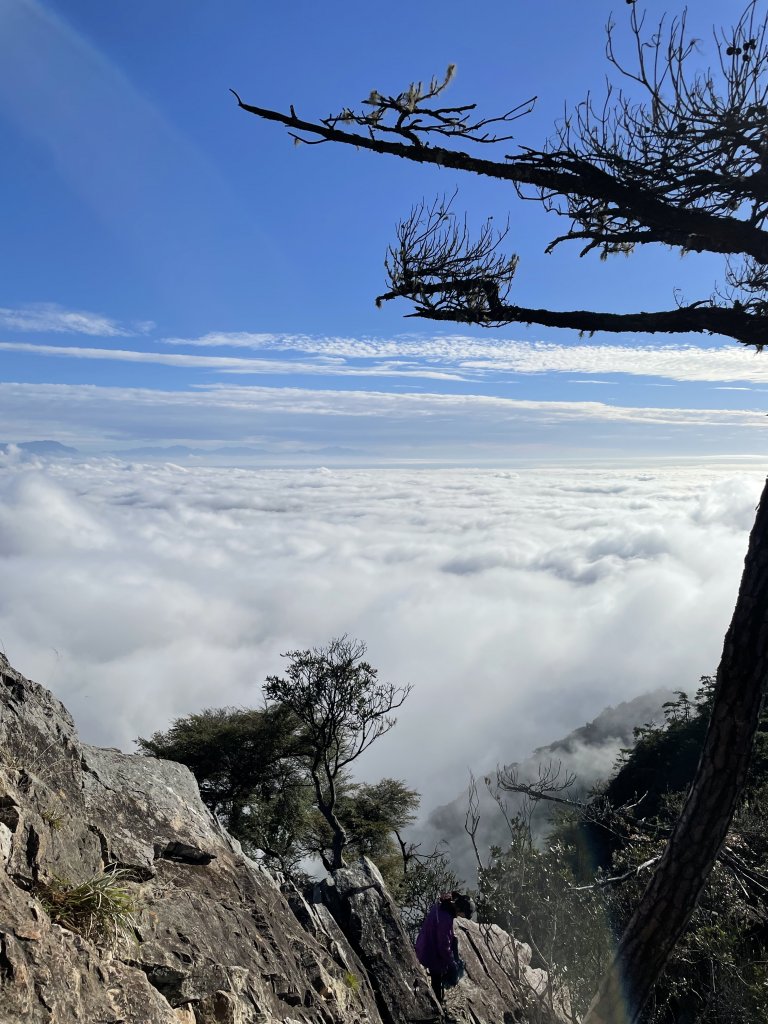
[0,342,465,381]
[0,457,762,812]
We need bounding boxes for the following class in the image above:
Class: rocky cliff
[0,654,566,1024]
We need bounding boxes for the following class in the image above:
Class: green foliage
[392,847,462,943]
[37,868,137,944]
[138,704,311,871]
[476,675,768,1023]
[342,779,419,859]
[597,681,768,1022]
[140,638,417,878]
[476,818,614,1017]
[600,788,768,1024]
[611,677,768,813]
[138,703,303,818]
[236,775,315,871]
[304,776,420,881]
[40,807,65,831]
[607,683,714,823]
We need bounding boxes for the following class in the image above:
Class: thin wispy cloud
[2,379,766,426]
[0,341,468,381]
[457,341,767,384]
[193,384,768,428]
[0,381,765,464]
[5,308,767,460]
[0,304,145,337]
[161,331,768,384]
[11,327,768,387]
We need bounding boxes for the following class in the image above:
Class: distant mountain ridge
[0,440,78,457]
[0,441,364,461]
[415,687,677,884]
[534,689,676,758]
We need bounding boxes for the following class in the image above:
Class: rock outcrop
[449,919,570,1024]
[318,860,441,1024]
[318,860,568,1024]
[0,654,565,1024]
[0,654,383,1024]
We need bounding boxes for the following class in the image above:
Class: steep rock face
[0,654,565,1024]
[319,860,568,1024]
[449,919,570,1024]
[0,654,382,1024]
[318,861,441,1024]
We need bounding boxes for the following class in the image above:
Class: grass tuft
[37,868,138,943]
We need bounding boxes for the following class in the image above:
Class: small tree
[138,694,418,877]
[340,778,420,863]
[264,636,412,870]
[304,777,420,884]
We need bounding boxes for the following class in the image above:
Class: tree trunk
[311,767,348,871]
[330,827,347,872]
[583,476,768,1024]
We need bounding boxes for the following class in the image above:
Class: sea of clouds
[0,453,764,815]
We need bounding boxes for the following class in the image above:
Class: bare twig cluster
[233,1,768,347]
[315,65,535,149]
[531,2,768,294]
[376,194,518,324]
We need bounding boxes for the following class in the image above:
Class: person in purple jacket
[415,891,474,1002]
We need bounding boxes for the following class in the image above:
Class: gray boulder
[446,919,571,1024]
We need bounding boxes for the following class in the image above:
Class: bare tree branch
[373,199,768,343]
[464,771,484,873]
[572,856,662,892]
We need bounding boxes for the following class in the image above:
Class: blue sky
[1,0,766,460]
[3,0,768,806]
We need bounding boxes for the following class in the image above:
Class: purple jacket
[415,903,458,974]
